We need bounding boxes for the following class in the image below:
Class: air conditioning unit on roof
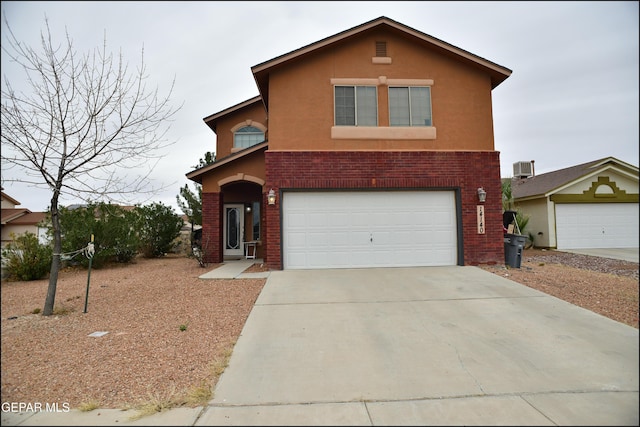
[513,161,533,178]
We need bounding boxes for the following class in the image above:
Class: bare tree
[1,17,181,315]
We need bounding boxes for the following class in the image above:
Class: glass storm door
[223,204,244,257]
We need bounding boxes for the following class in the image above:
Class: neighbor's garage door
[282,191,458,269]
[556,203,639,249]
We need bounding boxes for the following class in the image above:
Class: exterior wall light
[267,188,276,205]
[477,187,487,203]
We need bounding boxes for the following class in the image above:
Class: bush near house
[56,203,140,268]
[3,202,186,279]
[53,201,183,268]
[1,232,52,281]
[135,202,184,258]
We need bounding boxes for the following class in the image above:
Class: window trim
[388,85,433,127]
[331,126,436,140]
[231,120,267,152]
[330,78,433,86]
[334,85,378,127]
[330,77,435,140]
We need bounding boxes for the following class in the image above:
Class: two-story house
[187,16,512,270]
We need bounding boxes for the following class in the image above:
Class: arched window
[234,126,265,149]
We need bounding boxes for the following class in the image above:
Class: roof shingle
[511,157,638,199]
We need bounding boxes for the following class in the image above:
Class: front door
[223,204,244,257]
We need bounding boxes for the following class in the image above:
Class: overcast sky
[1,1,638,213]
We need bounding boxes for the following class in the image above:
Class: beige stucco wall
[213,102,268,159]
[515,198,552,247]
[266,29,495,151]
[1,224,47,247]
[201,151,266,193]
[2,199,17,209]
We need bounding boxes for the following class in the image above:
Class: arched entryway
[220,180,264,260]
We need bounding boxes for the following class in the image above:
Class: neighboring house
[187,16,512,269]
[1,188,49,247]
[511,157,639,250]
[178,214,203,249]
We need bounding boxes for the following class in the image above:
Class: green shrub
[1,232,52,281]
[55,203,140,268]
[136,202,183,258]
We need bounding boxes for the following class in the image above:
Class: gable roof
[512,157,639,200]
[1,208,31,225]
[1,208,47,227]
[186,141,268,183]
[203,96,263,133]
[1,188,21,206]
[5,211,47,226]
[251,16,513,107]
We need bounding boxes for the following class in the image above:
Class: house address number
[477,205,485,234]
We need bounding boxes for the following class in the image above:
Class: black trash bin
[503,210,518,230]
[504,233,526,268]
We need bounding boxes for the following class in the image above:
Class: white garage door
[282,191,458,269]
[556,203,639,249]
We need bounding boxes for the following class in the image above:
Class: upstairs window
[334,86,377,126]
[389,86,432,126]
[234,126,265,149]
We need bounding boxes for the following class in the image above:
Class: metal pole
[83,235,95,314]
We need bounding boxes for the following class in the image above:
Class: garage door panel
[308,255,329,268]
[287,213,307,227]
[413,231,430,241]
[308,213,328,227]
[327,232,350,246]
[286,232,307,248]
[330,213,350,226]
[433,229,456,244]
[287,253,307,268]
[283,191,458,269]
[308,231,329,246]
[556,203,638,249]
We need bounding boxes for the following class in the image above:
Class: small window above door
[234,126,265,149]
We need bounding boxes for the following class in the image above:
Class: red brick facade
[263,150,504,270]
[201,192,222,264]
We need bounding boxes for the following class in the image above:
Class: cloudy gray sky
[1,1,638,213]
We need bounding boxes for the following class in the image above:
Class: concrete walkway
[198,259,271,279]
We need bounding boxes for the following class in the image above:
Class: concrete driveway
[197,266,639,426]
